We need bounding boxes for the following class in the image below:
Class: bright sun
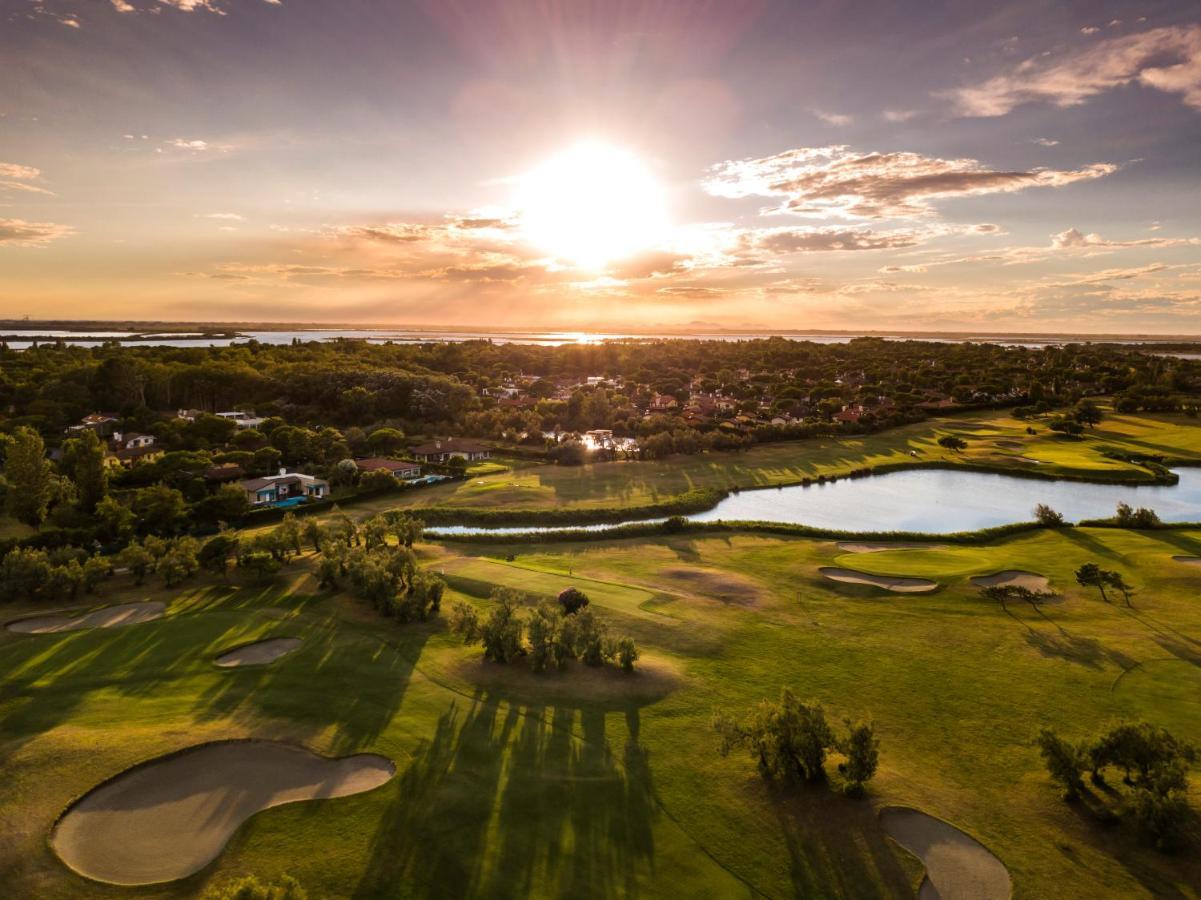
[515,141,668,270]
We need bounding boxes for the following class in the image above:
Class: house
[204,463,246,483]
[355,457,422,479]
[408,438,491,463]
[239,470,330,507]
[111,431,155,450]
[106,444,165,468]
[648,393,678,412]
[68,413,120,437]
[216,411,267,429]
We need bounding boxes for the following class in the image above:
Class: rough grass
[3,525,1201,897]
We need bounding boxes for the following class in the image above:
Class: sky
[1,0,1200,333]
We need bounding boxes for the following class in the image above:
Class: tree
[81,555,113,593]
[158,537,200,586]
[1103,570,1134,607]
[1037,728,1087,800]
[1075,562,1109,602]
[937,435,967,452]
[1114,502,1160,529]
[116,541,155,584]
[1034,504,1065,526]
[4,426,54,526]
[839,720,880,796]
[615,637,638,673]
[713,689,835,784]
[95,494,135,543]
[477,589,526,663]
[360,468,398,492]
[1074,399,1104,427]
[199,533,238,578]
[557,586,590,615]
[195,483,250,523]
[367,427,406,455]
[63,428,108,513]
[132,484,188,535]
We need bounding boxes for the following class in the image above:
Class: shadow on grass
[352,696,659,899]
[769,780,914,898]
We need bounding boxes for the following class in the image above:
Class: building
[215,411,267,429]
[204,463,246,484]
[111,432,155,450]
[239,470,329,506]
[68,413,120,437]
[106,444,165,468]
[407,438,491,463]
[354,457,422,479]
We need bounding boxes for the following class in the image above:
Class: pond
[428,466,1201,537]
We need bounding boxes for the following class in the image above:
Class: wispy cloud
[0,217,74,247]
[812,109,853,126]
[948,24,1201,116]
[0,161,55,196]
[703,145,1116,219]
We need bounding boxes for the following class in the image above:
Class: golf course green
[2,521,1200,897]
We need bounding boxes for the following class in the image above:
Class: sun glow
[515,141,669,270]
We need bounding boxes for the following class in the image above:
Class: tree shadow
[352,696,660,899]
[769,780,914,898]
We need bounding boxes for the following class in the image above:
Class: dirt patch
[836,542,949,554]
[214,637,302,668]
[51,740,395,886]
[658,567,764,605]
[880,806,1011,900]
[970,570,1051,591]
[819,567,938,594]
[5,601,165,634]
[1172,556,1201,566]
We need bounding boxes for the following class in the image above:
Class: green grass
[4,525,1201,897]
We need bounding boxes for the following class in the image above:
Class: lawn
[378,408,1201,516]
[2,525,1201,897]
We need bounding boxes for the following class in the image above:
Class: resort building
[408,438,491,463]
[354,458,423,479]
[239,470,329,507]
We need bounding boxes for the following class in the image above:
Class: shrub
[557,586,590,615]
[1037,728,1087,800]
[1034,504,1065,526]
[201,874,307,900]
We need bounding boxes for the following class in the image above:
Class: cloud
[111,0,135,11]
[199,212,244,221]
[883,109,918,123]
[948,25,1201,116]
[154,0,281,12]
[812,109,853,126]
[1032,137,1060,147]
[1051,226,1201,250]
[0,161,54,196]
[741,225,947,253]
[0,218,75,247]
[703,145,1116,218]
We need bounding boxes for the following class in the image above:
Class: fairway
[2,524,1201,897]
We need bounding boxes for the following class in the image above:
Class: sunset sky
[2,0,1200,332]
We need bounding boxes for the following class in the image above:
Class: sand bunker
[880,807,1011,900]
[836,542,949,553]
[5,601,165,634]
[819,567,938,593]
[52,740,395,886]
[214,637,302,667]
[1172,556,1201,566]
[970,570,1051,591]
[660,567,763,604]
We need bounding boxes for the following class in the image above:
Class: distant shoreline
[2,320,1201,345]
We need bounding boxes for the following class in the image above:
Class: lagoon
[429,466,1201,537]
